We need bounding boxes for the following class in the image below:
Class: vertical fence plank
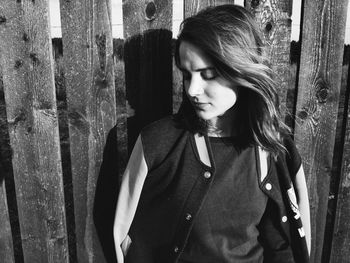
[293,0,349,262]
[184,0,234,18]
[245,0,292,117]
[0,1,69,262]
[329,60,350,263]
[60,0,117,262]
[123,0,173,147]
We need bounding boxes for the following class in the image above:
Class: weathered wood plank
[0,1,69,262]
[293,0,349,262]
[245,0,293,117]
[184,0,235,18]
[60,0,117,262]
[329,64,350,262]
[123,0,172,38]
[123,0,173,147]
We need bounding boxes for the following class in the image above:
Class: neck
[206,109,238,137]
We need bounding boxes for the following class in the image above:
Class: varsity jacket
[112,115,310,263]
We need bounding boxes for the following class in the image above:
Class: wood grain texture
[320,64,349,263]
[0,1,69,262]
[293,0,349,262]
[123,0,173,148]
[245,0,293,117]
[329,65,350,262]
[123,0,172,38]
[60,0,117,262]
[184,0,235,18]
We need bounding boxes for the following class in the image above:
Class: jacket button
[265,183,272,190]
[282,216,288,223]
[174,246,179,253]
[185,213,192,220]
[203,171,211,179]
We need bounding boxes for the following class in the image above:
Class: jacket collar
[193,132,269,183]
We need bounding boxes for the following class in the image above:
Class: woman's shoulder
[141,114,186,139]
[140,114,189,169]
[278,134,302,176]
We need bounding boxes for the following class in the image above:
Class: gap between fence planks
[0,65,15,262]
[294,0,349,262]
[0,1,69,262]
[60,0,117,262]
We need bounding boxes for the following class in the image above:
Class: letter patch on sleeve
[287,186,301,220]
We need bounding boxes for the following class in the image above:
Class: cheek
[231,92,238,106]
[211,85,238,106]
[226,90,237,108]
[227,86,239,106]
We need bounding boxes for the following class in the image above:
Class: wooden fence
[0,0,349,262]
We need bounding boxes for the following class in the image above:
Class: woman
[112,5,310,263]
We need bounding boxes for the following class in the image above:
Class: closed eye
[180,67,218,81]
[200,68,218,80]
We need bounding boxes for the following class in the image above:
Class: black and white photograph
[0,0,349,262]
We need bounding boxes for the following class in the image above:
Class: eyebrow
[178,66,215,72]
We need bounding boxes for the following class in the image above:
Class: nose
[186,75,205,98]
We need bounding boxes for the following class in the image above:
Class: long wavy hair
[175,4,290,155]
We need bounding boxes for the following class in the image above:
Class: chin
[195,111,215,121]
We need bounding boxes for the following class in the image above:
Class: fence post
[245,0,293,117]
[60,0,117,262]
[293,0,349,262]
[0,1,69,262]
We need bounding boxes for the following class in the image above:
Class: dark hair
[175,4,290,155]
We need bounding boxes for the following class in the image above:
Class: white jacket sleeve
[295,165,311,255]
[113,135,148,262]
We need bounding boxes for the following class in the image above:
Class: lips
[192,101,210,110]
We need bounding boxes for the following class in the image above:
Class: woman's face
[178,41,238,128]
